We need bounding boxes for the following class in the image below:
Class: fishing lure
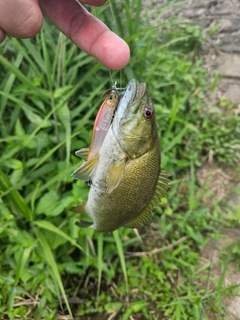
[73,82,121,180]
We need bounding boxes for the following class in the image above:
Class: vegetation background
[1,0,240,319]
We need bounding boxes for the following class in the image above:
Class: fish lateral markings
[70,79,170,232]
[73,83,119,180]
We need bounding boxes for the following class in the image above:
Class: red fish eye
[144,107,154,120]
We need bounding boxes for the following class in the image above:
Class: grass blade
[34,220,84,252]
[35,229,73,318]
[113,230,128,293]
[97,232,103,297]
[0,169,33,221]
[0,53,23,118]
[0,54,48,102]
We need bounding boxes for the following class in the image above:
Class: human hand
[0,0,130,70]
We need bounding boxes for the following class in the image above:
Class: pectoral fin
[106,158,126,194]
[75,148,89,160]
[72,155,99,181]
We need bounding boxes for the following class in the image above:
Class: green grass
[1,0,240,319]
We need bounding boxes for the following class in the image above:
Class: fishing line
[108,0,123,88]
[93,0,123,88]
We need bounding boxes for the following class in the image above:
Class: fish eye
[144,107,154,120]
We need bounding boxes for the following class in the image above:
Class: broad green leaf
[34,220,84,251]
[35,190,65,217]
[0,159,22,170]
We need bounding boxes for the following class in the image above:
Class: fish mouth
[115,79,137,119]
[128,82,147,114]
[115,79,147,119]
[112,79,148,140]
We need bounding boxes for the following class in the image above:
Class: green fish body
[70,79,169,232]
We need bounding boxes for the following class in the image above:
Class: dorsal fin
[124,170,171,229]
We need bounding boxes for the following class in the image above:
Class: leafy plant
[1,0,240,319]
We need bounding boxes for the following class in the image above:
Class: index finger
[79,0,107,6]
[40,0,130,70]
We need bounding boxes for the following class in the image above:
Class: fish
[73,83,119,167]
[70,79,170,232]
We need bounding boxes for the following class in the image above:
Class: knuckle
[68,11,86,42]
[15,11,43,38]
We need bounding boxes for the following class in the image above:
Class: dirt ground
[143,0,240,318]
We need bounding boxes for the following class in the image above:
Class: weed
[0,0,240,319]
